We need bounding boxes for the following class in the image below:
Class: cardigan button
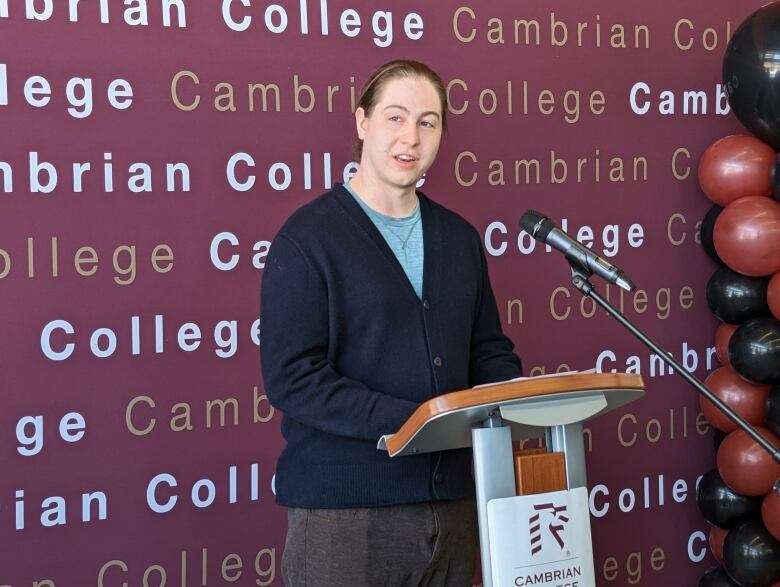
[423,299,430,310]
[434,473,444,484]
[433,356,443,367]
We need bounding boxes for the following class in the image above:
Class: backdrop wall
[0,1,765,585]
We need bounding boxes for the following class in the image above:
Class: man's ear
[355,107,368,140]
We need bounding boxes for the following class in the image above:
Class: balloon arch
[694,3,780,586]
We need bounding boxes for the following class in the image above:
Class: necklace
[382,214,421,250]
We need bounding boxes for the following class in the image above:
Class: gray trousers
[282,497,478,587]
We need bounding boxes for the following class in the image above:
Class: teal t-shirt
[344,183,424,299]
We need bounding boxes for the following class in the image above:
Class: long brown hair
[354,60,447,160]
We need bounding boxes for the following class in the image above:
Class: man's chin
[392,172,425,190]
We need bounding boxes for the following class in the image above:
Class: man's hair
[354,59,448,160]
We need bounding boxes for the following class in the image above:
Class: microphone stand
[568,262,780,465]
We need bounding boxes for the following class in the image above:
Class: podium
[378,372,645,587]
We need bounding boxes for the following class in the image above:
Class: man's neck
[348,174,418,218]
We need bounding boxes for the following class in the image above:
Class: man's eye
[420,120,435,128]
[389,115,401,122]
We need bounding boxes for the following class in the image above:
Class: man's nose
[400,121,420,145]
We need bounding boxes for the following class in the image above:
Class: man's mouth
[394,154,418,163]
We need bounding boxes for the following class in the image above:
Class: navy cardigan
[260,185,522,508]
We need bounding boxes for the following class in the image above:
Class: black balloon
[699,567,740,587]
[723,3,780,149]
[773,155,780,201]
[706,267,770,324]
[697,469,762,528]
[729,317,780,383]
[768,385,780,437]
[701,205,724,264]
[723,519,780,587]
[714,428,728,452]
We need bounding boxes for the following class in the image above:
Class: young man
[260,60,522,586]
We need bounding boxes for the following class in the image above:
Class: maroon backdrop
[0,1,765,585]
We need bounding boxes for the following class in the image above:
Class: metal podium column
[546,422,588,488]
[472,422,516,587]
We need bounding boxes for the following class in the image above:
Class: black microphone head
[520,210,545,234]
[520,210,556,241]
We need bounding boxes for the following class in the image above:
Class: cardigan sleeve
[468,239,523,386]
[260,234,420,441]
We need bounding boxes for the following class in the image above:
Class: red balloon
[715,323,738,365]
[698,134,774,206]
[701,366,770,431]
[769,271,780,321]
[764,482,780,542]
[714,196,780,276]
[717,427,780,495]
[709,525,728,563]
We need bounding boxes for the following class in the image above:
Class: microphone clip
[567,257,596,296]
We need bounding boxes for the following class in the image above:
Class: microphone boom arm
[568,262,780,465]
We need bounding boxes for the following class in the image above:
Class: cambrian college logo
[529,502,569,556]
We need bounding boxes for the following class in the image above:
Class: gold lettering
[293,75,315,113]
[680,286,694,310]
[582,427,592,452]
[672,147,691,180]
[151,244,174,274]
[633,289,648,313]
[446,79,468,115]
[455,151,478,187]
[326,85,339,113]
[452,7,476,43]
[126,396,156,436]
[674,19,694,51]
[222,554,243,581]
[618,413,637,447]
[514,18,540,45]
[667,213,686,245]
[112,245,136,286]
[98,560,129,587]
[609,157,624,182]
[650,548,665,571]
[0,248,10,279]
[696,412,710,435]
[255,548,277,587]
[627,551,642,584]
[610,25,626,48]
[248,83,281,112]
[214,82,236,112]
[656,288,670,320]
[206,398,239,428]
[487,17,504,44]
[488,160,505,186]
[538,89,555,115]
[254,387,275,423]
[515,159,541,185]
[171,70,200,111]
[550,286,571,321]
[602,557,619,581]
[170,403,193,432]
[74,246,98,277]
[506,298,523,324]
[142,566,166,587]
[551,12,568,46]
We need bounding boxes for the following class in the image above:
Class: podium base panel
[487,488,596,587]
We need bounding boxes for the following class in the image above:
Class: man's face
[355,76,443,192]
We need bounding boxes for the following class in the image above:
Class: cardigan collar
[331,183,442,302]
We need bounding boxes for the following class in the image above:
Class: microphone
[520,210,636,292]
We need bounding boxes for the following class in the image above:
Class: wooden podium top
[381,372,645,457]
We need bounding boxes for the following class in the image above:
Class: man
[260,60,522,586]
